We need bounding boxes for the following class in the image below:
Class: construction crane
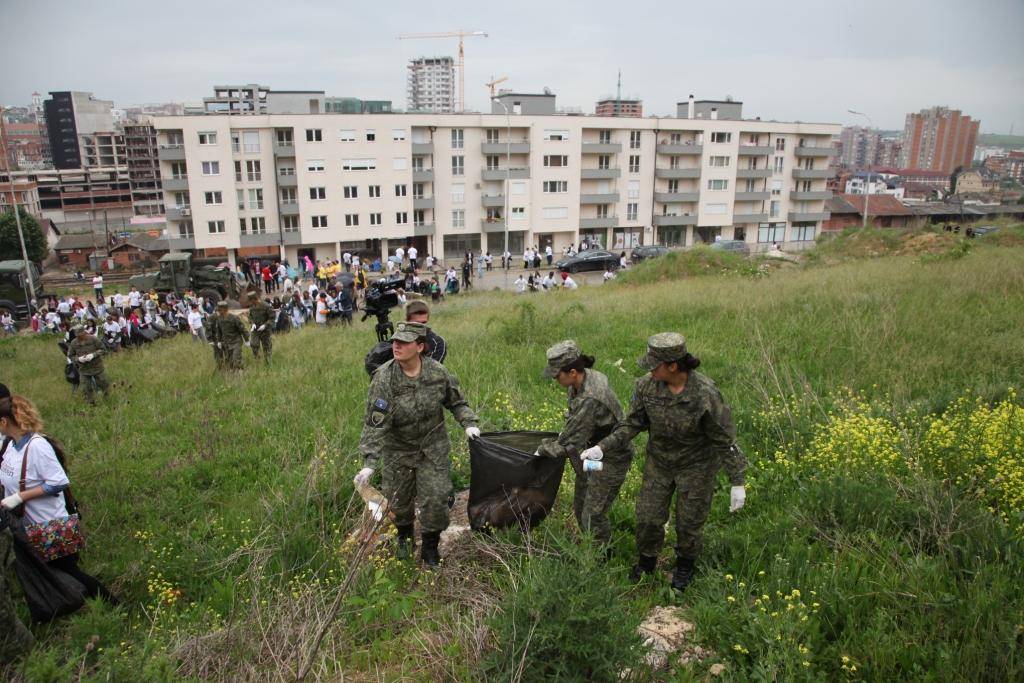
[397,30,488,112]
[486,75,508,98]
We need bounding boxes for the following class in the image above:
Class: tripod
[369,310,394,343]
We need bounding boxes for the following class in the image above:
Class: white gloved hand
[84,353,95,362]
[1,492,24,510]
[250,324,256,332]
[353,467,374,488]
[244,340,251,347]
[258,324,267,332]
[208,341,214,346]
[465,426,481,440]
[730,486,746,513]
[580,445,603,461]
[217,342,223,349]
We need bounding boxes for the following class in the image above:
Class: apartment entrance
[612,227,641,250]
[695,227,722,244]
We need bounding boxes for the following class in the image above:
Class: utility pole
[848,109,874,229]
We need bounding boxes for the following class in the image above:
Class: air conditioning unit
[180,207,191,217]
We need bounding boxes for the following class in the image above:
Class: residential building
[823,194,914,230]
[2,120,50,169]
[595,98,642,117]
[844,173,904,199]
[0,108,9,172]
[324,98,393,114]
[2,166,132,228]
[899,106,979,174]
[877,137,902,167]
[676,96,743,120]
[951,167,998,195]
[124,123,164,217]
[406,57,455,113]
[42,91,116,169]
[492,92,557,116]
[0,177,42,219]
[984,150,1024,182]
[838,126,902,170]
[80,131,127,167]
[203,84,325,115]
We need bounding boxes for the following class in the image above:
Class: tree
[0,207,48,264]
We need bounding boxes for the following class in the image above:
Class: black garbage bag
[1,510,85,622]
[64,361,79,386]
[364,341,394,376]
[468,431,565,531]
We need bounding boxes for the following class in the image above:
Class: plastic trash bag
[1,510,85,623]
[468,431,565,531]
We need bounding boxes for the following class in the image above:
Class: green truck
[0,260,43,321]
[128,252,243,305]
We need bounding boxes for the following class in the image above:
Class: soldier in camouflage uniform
[209,301,249,371]
[535,340,633,547]
[354,321,480,567]
[583,333,748,592]
[246,293,274,364]
[67,327,109,404]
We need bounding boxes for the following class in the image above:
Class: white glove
[84,353,95,362]
[217,342,223,349]
[244,340,251,347]
[730,486,746,513]
[465,427,481,440]
[580,445,603,461]
[208,341,214,346]
[353,467,374,487]
[258,324,267,332]
[251,324,256,332]
[1,492,24,510]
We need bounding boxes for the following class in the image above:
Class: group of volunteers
[354,304,747,592]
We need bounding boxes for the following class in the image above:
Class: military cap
[638,332,687,371]
[391,320,428,343]
[216,300,229,309]
[542,340,581,378]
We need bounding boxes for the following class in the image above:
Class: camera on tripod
[361,276,405,342]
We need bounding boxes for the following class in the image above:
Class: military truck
[128,252,242,305]
[0,260,44,321]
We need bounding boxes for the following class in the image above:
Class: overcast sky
[3,0,1022,133]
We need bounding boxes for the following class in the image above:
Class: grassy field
[2,230,1023,681]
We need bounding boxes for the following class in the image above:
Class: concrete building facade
[899,106,979,174]
[152,111,838,265]
[595,99,642,117]
[124,123,164,217]
[203,85,325,115]
[43,91,116,169]
[407,57,455,113]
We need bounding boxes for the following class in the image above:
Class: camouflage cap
[391,320,428,343]
[542,340,581,378]
[216,300,229,309]
[638,332,687,371]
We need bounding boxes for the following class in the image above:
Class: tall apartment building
[42,91,116,169]
[203,85,325,115]
[899,106,979,173]
[595,98,643,117]
[152,109,838,264]
[124,123,164,217]
[407,57,455,113]
[80,131,127,167]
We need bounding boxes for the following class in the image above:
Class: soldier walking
[535,341,633,549]
[209,301,249,371]
[67,327,109,404]
[354,321,480,567]
[246,293,274,364]
[581,333,748,592]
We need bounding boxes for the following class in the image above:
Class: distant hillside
[978,133,1024,149]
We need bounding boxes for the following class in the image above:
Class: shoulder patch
[374,398,389,412]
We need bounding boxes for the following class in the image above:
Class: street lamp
[847,109,874,229]
[491,96,512,289]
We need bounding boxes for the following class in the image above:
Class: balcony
[481,194,505,208]
[276,172,297,187]
[239,232,281,248]
[580,193,620,204]
[282,230,302,245]
[481,141,530,154]
[792,168,834,180]
[413,196,434,209]
[166,235,195,250]
[788,211,831,222]
[652,214,698,226]
[481,218,506,232]
[412,142,433,154]
[414,222,436,236]
[482,167,530,181]
[280,201,300,216]
[734,213,772,223]
[654,168,701,179]
[166,205,191,220]
[162,177,188,191]
[157,145,186,161]
[580,168,621,179]
[656,143,703,155]
[736,168,773,179]
[737,145,773,156]
[580,216,617,228]
[794,145,835,158]
[734,191,771,201]
[581,142,622,154]
[410,169,434,182]
[654,191,700,203]
[274,144,295,157]
[789,190,832,201]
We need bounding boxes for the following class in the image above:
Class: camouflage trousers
[78,371,109,403]
[571,457,630,545]
[0,532,35,661]
[217,343,244,370]
[381,456,452,534]
[635,455,720,560]
[250,331,272,363]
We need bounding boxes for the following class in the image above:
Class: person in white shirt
[563,275,579,290]
[514,274,527,293]
[395,246,405,265]
[545,244,554,266]
[308,282,319,298]
[522,249,531,270]
[352,255,361,270]
[283,276,294,294]
[113,292,125,311]
[619,252,628,269]
[407,245,418,269]
[56,297,71,318]
[342,252,352,272]
[315,293,329,324]
[128,287,142,309]
[603,268,617,282]
[187,303,207,343]
[92,273,104,300]
[1,311,14,334]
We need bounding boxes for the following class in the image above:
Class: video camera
[361,276,404,342]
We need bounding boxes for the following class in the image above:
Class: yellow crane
[486,75,508,98]
[397,30,488,112]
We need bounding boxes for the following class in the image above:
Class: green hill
[2,234,1023,680]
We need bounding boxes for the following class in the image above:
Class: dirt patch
[635,605,714,671]
[894,232,957,255]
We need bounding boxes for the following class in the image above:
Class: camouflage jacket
[359,357,478,469]
[210,313,249,345]
[248,301,274,329]
[539,370,633,464]
[68,334,105,376]
[599,371,747,485]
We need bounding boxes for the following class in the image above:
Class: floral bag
[19,437,85,561]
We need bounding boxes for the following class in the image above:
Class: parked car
[710,240,751,256]
[630,245,671,263]
[555,250,620,273]
[968,225,999,237]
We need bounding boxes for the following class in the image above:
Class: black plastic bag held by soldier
[468,431,565,531]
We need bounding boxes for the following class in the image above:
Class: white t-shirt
[315,300,328,323]
[113,293,125,308]
[563,277,579,290]
[187,311,204,331]
[92,275,103,289]
[395,247,405,261]
[103,321,120,336]
[603,270,616,281]
[515,277,527,293]
[0,435,70,525]
[57,299,71,314]
[343,252,352,265]
[408,246,418,260]
[128,291,141,307]
[619,256,628,268]
[546,246,553,256]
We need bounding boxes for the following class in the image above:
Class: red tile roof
[836,193,914,216]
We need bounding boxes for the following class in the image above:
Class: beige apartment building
[152,111,838,266]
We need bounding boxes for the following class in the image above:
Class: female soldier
[354,321,480,567]
[535,341,632,549]
[581,333,747,592]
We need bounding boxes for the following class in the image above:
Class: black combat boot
[629,555,658,583]
[420,531,441,568]
[395,524,414,561]
[671,555,696,592]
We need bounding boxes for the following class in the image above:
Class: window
[451,129,464,149]
[542,206,569,219]
[412,183,424,198]
[249,188,264,209]
[451,155,464,176]
[246,160,261,181]
[280,188,296,203]
[758,223,784,243]
[486,129,499,143]
[305,129,322,142]
[628,180,640,199]
[705,203,727,214]
[204,191,222,205]
[394,184,407,197]
[629,155,640,173]
[236,189,245,210]
[543,181,568,193]
[340,129,356,142]
[667,179,679,193]
[276,129,293,145]
[485,155,500,170]
[735,227,746,242]
[708,179,728,191]
[627,203,638,220]
[598,130,611,144]
[451,183,465,203]
[243,131,260,153]
[774,156,785,174]
[598,155,610,170]
[443,233,481,260]
[393,157,408,170]
[343,186,358,199]
[710,132,732,143]
[772,179,783,196]
[392,128,406,141]
[368,185,381,198]
[250,216,266,233]
[396,212,408,225]
[311,215,328,228]
[365,129,376,142]
[630,131,641,149]
[369,213,382,226]
[310,187,326,200]
[544,129,569,141]
[173,191,189,207]
[792,223,816,241]
[669,156,680,169]
[239,217,247,233]
[709,156,730,167]
[413,210,426,226]
[207,220,225,233]
[511,207,525,219]
[775,138,786,151]
[342,158,376,171]
[234,160,243,182]
[543,155,569,167]
[596,204,610,218]
[345,214,359,226]
[669,132,681,144]
[201,161,219,176]
[230,132,240,153]
[307,159,325,172]
[452,209,465,228]
[198,131,217,145]
[282,215,299,231]
[770,200,780,217]
[511,181,526,195]
[170,162,187,179]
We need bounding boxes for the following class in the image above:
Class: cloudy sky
[3,0,1022,133]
